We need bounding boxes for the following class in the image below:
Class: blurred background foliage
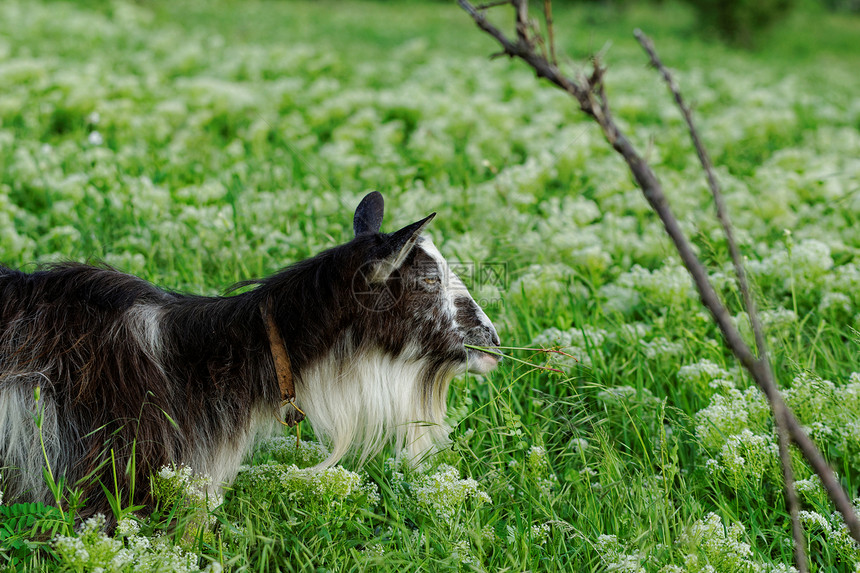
[53,0,860,50]
[410,0,856,47]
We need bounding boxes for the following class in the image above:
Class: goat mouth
[466,346,501,375]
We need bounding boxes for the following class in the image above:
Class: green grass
[1,0,860,571]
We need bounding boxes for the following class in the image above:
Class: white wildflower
[569,437,589,454]
[531,523,551,546]
[594,533,648,572]
[640,336,684,359]
[116,516,141,538]
[407,464,491,521]
[820,291,852,314]
[451,539,478,566]
[759,307,798,330]
[616,264,695,308]
[799,510,832,531]
[678,359,731,385]
[599,284,640,314]
[527,446,548,475]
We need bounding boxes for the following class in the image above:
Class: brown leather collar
[260,299,304,426]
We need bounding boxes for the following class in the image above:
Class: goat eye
[423,277,438,285]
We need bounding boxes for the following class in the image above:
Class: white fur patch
[418,237,499,347]
[298,338,456,468]
[123,304,164,362]
[192,405,278,492]
[0,378,68,504]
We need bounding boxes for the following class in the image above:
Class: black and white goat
[0,192,500,518]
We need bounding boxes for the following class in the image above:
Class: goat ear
[369,212,436,282]
[354,191,385,236]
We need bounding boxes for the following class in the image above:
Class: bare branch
[633,29,808,570]
[775,408,808,571]
[633,30,768,360]
[457,0,591,111]
[544,0,557,66]
[514,0,529,46]
[531,17,551,63]
[458,0,860,551]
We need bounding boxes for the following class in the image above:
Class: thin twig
[514,0,529,46]
[633,30,768,360]
[544,0,557,66]
[532,19,551,63]
[775,408,808,571]
[633,29,808,570]
[457,0,860,550]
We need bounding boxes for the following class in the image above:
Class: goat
[0,191,500,520]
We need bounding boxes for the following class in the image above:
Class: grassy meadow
[1,0,860,571]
